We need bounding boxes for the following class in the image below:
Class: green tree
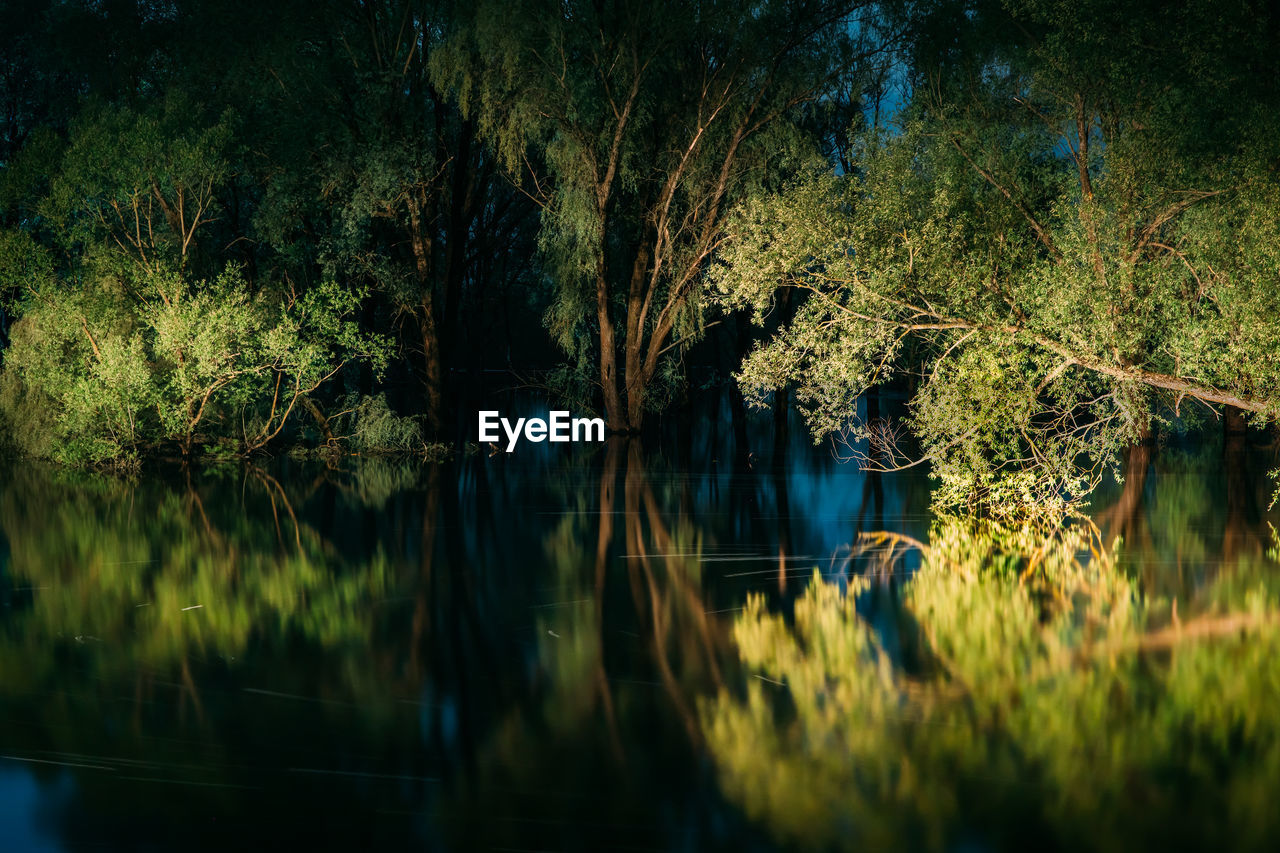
[0,99,387,463]
[2,0,540,452]
[715,0,1280,513]
[41,95,234,275]
[244,0,539,437]
[467,0,884,430]
[2,262,385,463]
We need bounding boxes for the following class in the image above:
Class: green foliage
[4,0,1278,465]
[0,89,392,464]
[41,95,235,272]
[464,0,880,426]
[3,274,151,464]
[0,264,387,463]
[0,228,54,311]
[342,393,425,454]
[714,0,1280,514]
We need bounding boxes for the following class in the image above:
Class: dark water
[1,415,1279,852]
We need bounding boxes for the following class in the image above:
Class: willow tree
[464,0,884,431]
[236,0,532,437]
[715,0,1280,513]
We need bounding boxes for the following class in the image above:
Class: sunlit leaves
[713,0,1280,515]
[0,264,388,463]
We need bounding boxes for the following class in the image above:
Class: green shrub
[0,263,387,464]
[344,393,424,453]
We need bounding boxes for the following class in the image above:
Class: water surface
[2,424,1278,851]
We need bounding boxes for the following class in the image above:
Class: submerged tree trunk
[773,386,789,461]
[303,397,336,446]
[408,198,444,438]
[621,246,652,432]
[439,119,478,440]
[717,318,751,468]
[598,251,659,434]
[772,430,792,592]
[1100,441,1153,562]
[597,261,627,432]
[1221,407,1260,562]
[418,297,444,438]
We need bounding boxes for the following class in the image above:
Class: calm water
[1,416,1279,851]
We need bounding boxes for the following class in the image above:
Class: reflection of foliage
[438,441,737,850]
[328,456,425,510]
[704,519,1280,852]
[0,461,427,846]
[1092,441,1278,603]
[0,465,394,685]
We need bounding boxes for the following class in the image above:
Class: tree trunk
[597,264,626,432]
[625,360,646,433]
[407,198,443,437]
[419,297,443,437]
[773,386,789,461]
[772,426,792,593]
[1100,441,1152,561]
[621,246,651,433]
[1224,407,1248,437]
[1221,406,1258,562]
[440,119,476,431]
[724,316,751,468]
[303,397,336,445]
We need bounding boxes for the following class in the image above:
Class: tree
[41,95,233,276]
[1,0,546,456]
[0,100,387,464]
[245,0,539,437]
[714,0,1280,513]
[2,260,385,463]
[467,0,885,431]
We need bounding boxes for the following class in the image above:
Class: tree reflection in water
[704,469,1280,852]
[0,432,1276,850]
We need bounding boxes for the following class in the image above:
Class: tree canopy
[2,0,1278,501]
[714,0,1280,513]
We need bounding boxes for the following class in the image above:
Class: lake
[2,407,1279,851]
